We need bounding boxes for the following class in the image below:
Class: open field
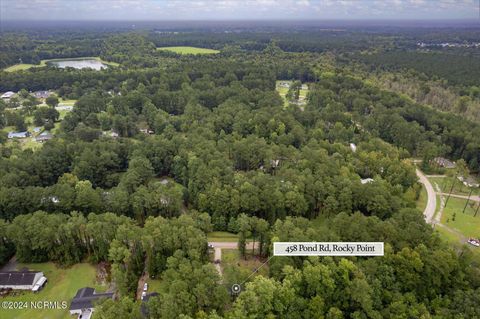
[4,62,46,72]
[435,226,480,265]
[207,231,239,242]
[0,262,105,319]
[4,57,118,72]
[441,197,480,238]
[156,46,220,55]
[58,99,77,107]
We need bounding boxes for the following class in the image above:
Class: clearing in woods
[156,46,220,55]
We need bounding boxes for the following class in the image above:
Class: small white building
[1,91,15,99]
[8,131,30,139]
[361,178,374,185]
[0,270,47,291]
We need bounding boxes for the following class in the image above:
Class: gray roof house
[8,131,30,139]
[141,292,159,317]
[0,269,47,291]
[35,131,53,142]
[69,287,113,319]
[33,91,51,99]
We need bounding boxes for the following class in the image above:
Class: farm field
[156,46,220,55]
[1,262,106,319]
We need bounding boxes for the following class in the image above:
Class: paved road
[416,169,436,224]
[436,193,480,202]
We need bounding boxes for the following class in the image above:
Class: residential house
[8,131,30,139]
[433,157,456,169]
[458,176,480,188]
[33,91,50,99]
[35,131,53,142]
[140,292,159,317]
[69,287,113,319]
[0,269,47,291]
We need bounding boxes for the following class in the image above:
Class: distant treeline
[356,51,480,87]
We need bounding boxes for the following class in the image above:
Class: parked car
[208,244,214,249]
[141,291,147,300]
[214,259,221,264]
[467,238,480,247]
[143,283,148,291]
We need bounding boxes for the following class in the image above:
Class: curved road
[416,169,436,224]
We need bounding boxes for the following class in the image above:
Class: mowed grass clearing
[221,249,269,287]
[207,231,238,242]
[0,262,105,319]
[157,46,220,55]
[441,197,480,238]
[435,226,480,265]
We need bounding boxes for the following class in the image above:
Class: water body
[49,59,108,70]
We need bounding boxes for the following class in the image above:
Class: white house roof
[32,276,47,291]
[1,91,15,98]
[361,178,374,184]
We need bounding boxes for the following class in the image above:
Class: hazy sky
[1,0,479,21]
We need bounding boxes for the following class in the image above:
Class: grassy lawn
[441,197,480,238]
[276,80,291,107]
[207,231,238,242]
[58,99,77,106]
[275,80,309,108]
[4,62,45,72]
[416,183,428,212]
[221,249,269,287]
[157,46,220,55]
[0,262,105,319]
[435,226,480,265]
[145,278,162,293]
[3,57,118,72]
[20,138,43,151]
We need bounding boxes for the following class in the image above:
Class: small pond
[48,59,108,70]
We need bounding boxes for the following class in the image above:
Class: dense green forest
[0,24,479,319]
[356,51,480,86]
